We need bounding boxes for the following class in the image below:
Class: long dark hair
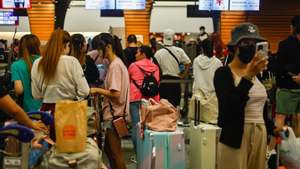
[18,34,41,73]
[98,33,127,65]
[139,45,161,79]
[71,34,86,65]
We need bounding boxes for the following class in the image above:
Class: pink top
[128,58,160,102]
[102,57,130,121]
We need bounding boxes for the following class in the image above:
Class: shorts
[276,89,300,115]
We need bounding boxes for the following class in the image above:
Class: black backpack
[133,66,159,97]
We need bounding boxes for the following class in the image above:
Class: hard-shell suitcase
[189,123,221,169]
[137,127,186,169]
[187,93,221,169]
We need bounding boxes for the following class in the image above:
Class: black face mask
[238,45,256,64]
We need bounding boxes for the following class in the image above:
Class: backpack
[133,66,159,97]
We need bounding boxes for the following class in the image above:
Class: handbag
[108,89,129,138]
[140,98,179,132]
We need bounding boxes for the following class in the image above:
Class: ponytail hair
[38,28,71,83]
[71,33,86,65]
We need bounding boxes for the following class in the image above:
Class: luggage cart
[1,124,35,169]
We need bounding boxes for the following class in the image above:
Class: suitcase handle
[0,124,34,142]
[28,111,54,126]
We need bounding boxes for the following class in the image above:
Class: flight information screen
[0,10,18,25]
[86,0,145,10]
[1,0,31,9]
[199,0,259,11]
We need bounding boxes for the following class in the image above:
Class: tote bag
[55,100,87,153]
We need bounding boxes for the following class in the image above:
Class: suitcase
[137,126,186,169]
[187,92,221,169]
[189,123,221,169]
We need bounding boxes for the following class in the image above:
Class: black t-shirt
[84,56,99,85]
[124,47,138,67]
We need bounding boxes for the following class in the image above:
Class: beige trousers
[218,123,267,169]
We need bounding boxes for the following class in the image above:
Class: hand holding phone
[256,42,269,59]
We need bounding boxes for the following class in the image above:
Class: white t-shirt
[154,46,191,77]
[31,55,90,103]
[233,75,267,123]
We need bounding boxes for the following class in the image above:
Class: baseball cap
[163,29,175,46]
[228,23,265,46]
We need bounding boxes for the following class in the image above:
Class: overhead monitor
[229,0,260,11]
[85,0,145,10]
[116,0,145,10]
[0,10,18,25]
[85,0,102,10]
[199,0,229,11]
[199,0,260,11]
[1,0,31,9]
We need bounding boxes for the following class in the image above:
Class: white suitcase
[189,123,221,169]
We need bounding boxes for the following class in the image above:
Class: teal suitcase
[137,126,186,169]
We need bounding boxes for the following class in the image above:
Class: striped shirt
[234,76,267,124]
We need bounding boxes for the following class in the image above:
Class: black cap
[228,23,265,46]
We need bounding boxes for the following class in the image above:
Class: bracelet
[243,75,254,82]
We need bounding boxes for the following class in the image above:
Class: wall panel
[221,0,300,52]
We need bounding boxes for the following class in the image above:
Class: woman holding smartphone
[214,23,269,169]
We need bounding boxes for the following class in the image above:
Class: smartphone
[256,42,269,58]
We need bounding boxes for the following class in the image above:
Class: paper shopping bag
[55,100,87,153]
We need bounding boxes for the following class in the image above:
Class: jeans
[130,101,141,151]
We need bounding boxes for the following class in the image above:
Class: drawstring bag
[55,100,87,153]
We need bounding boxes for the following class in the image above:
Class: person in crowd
[214,23,268,169]
[11,34,42,112]
[90,33,129,169]
[197,26,209,55]
[70,33,99,85]
[0,85,46,131]
[87,34,108,65]
[275,15,300,137]
[11,39,19,61]
[128,45,160,151]
[150,37,157,53]
[124,34,138,67]
[192,38,222,124]
[154,28,191,109]
[211,32,226,60]
[0,84,47,166]
[31,29,90,139]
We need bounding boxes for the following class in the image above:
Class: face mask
[238,45,256,64]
